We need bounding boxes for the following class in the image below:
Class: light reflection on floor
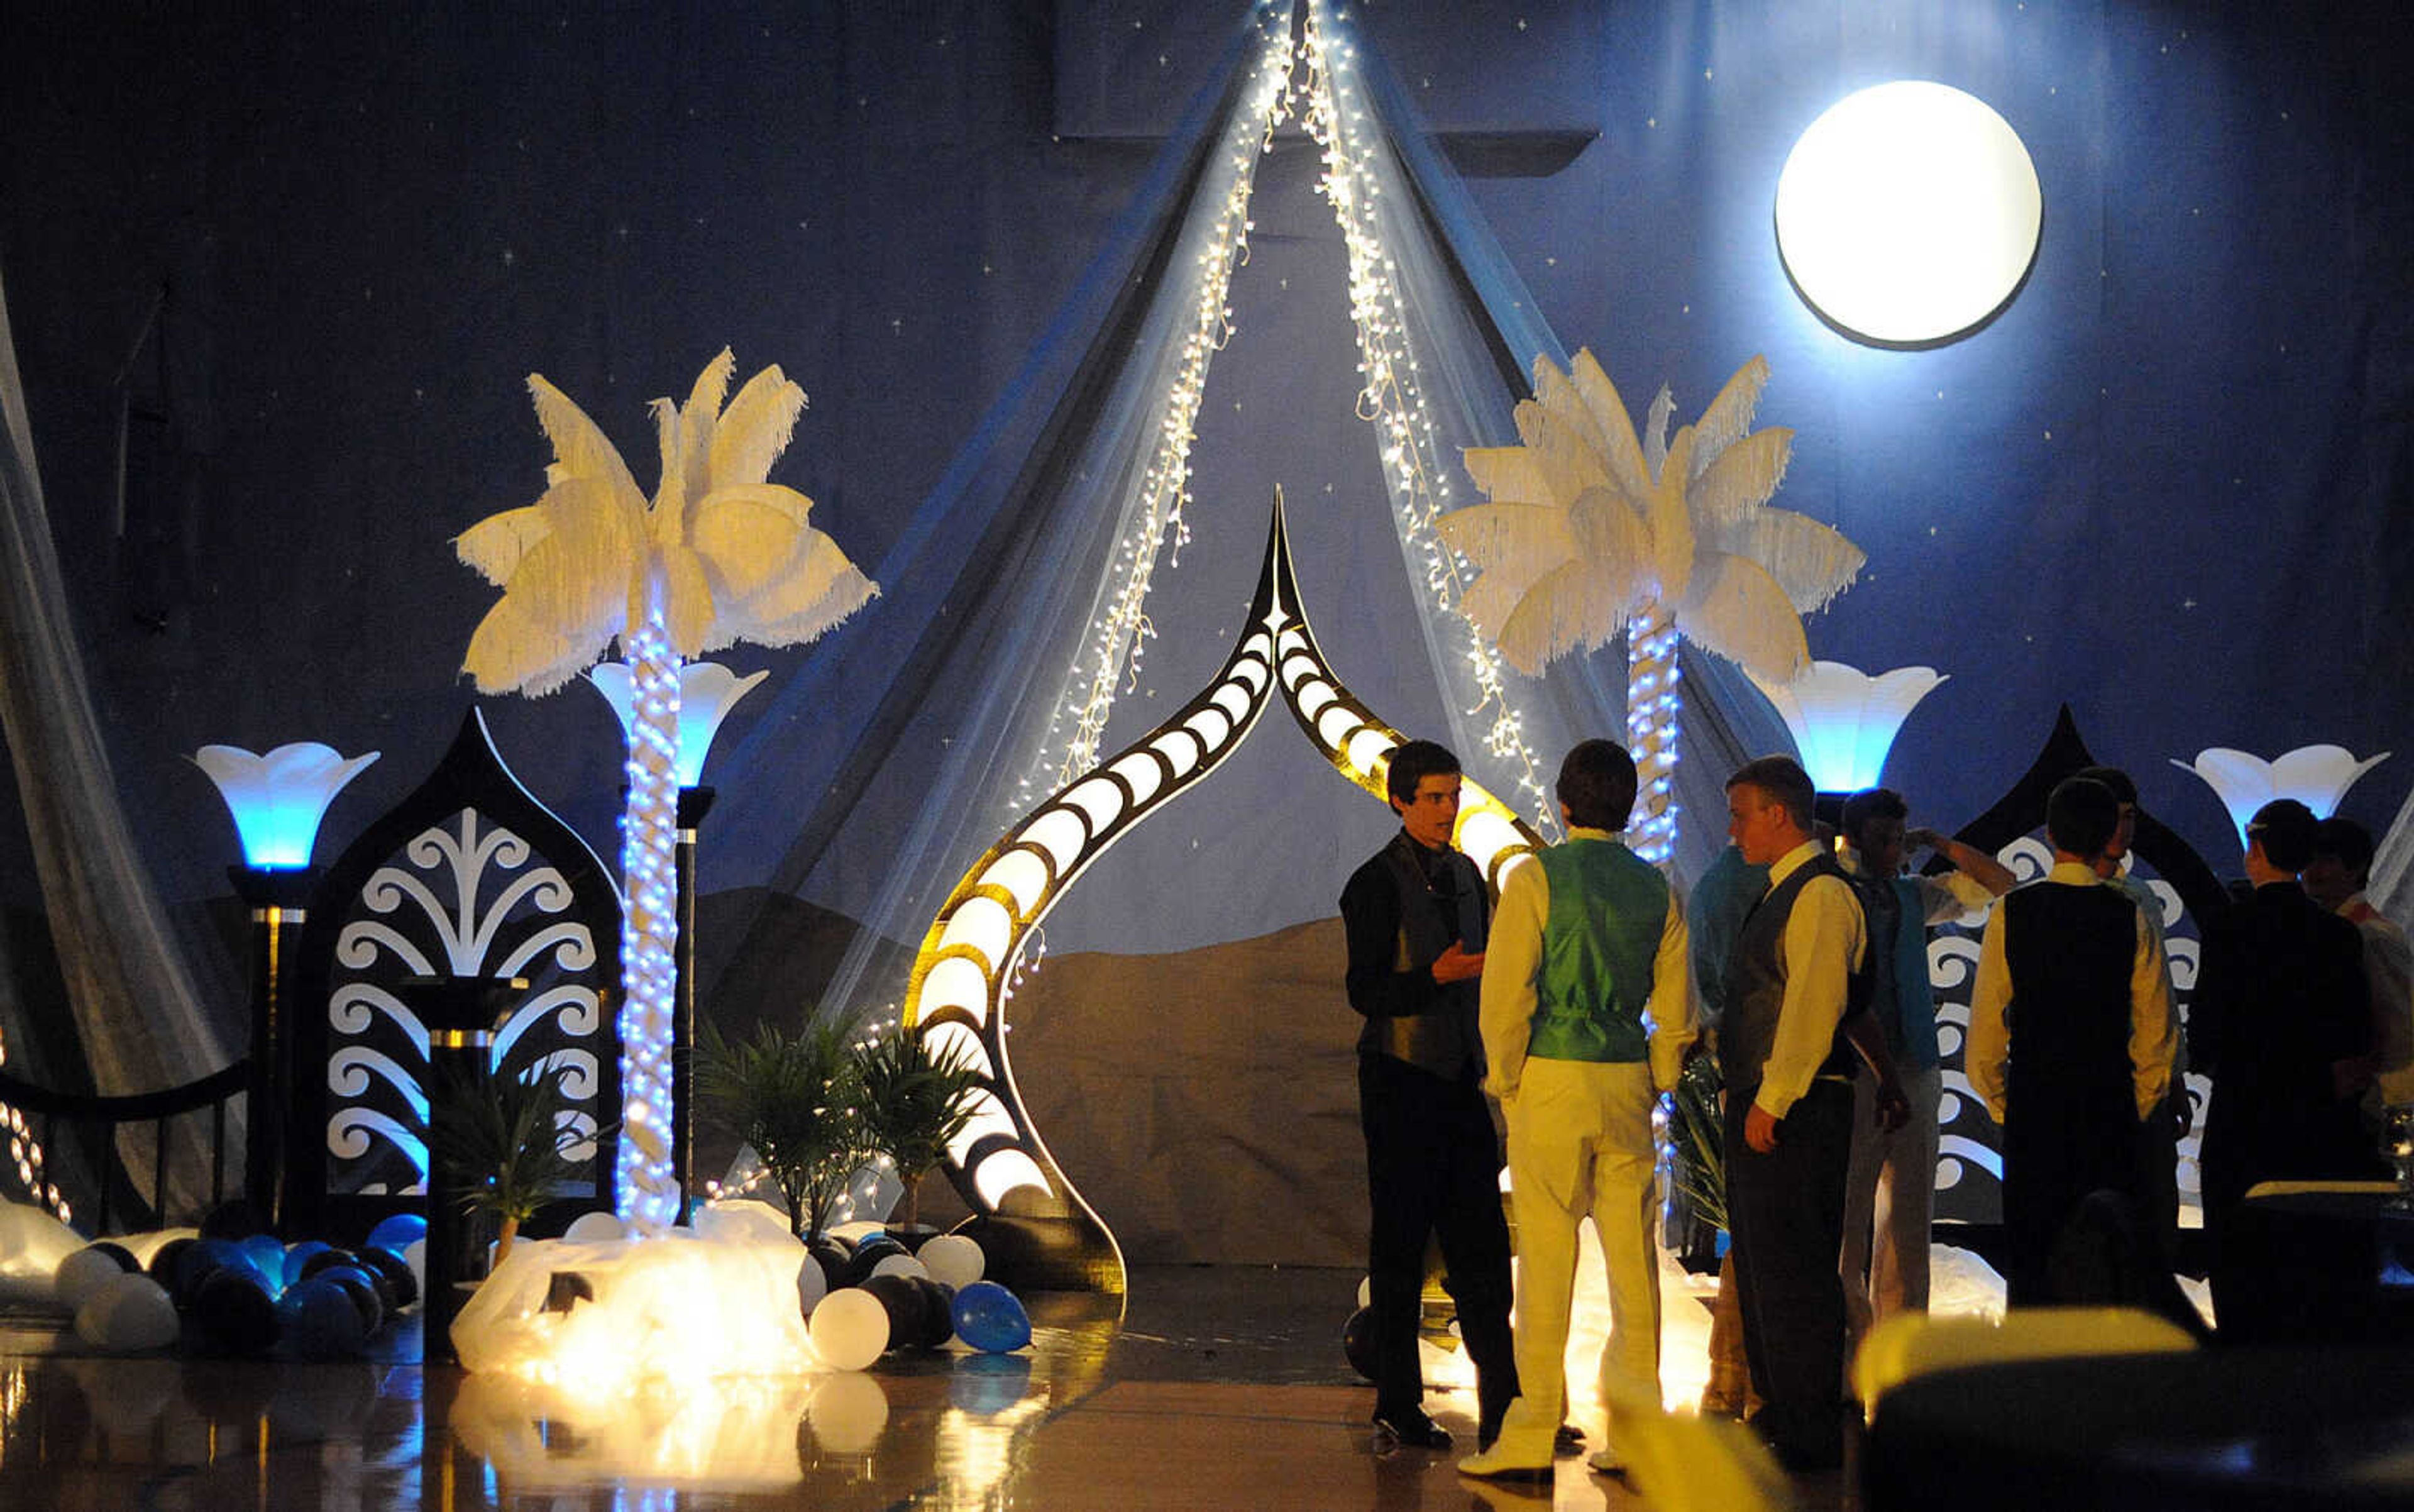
[0,1251,1992,1511]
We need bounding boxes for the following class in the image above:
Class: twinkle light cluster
[1624,612,1683,864]
[614,617,683,1227]
[1,1063,68,1225]
[1034,2,1298,791]
[1294,0,1558,833]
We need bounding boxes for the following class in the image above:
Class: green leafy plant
[1667,1052,1727,1236]
[854,1020,984,1231]
[695,1017,864,1240]
[421,1059,590,1267]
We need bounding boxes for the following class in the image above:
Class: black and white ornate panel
[285,710,624,1233]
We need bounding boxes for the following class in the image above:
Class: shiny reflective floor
[0,1266,1854,1511]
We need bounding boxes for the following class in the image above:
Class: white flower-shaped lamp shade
[1753,661,1948,793]
[192,743,381,869]
[2172,745,2393,850]
[589,661,769,789]
[1775,80,2042,345]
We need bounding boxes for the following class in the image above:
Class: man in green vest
[1458,739,1695,1482]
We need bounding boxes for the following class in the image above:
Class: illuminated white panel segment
[1292,678,1338,720]
[1344,728,1395,775]
[972,1151,1054,1210]
[1022,811,1089,875]
[1211,681,1254,724]
[925,1019,993,1079]
[937,897,1017,973]
[1456,810,1526,874]
[983,851,1051,917]
[920,957,995,1024]
[1152,729,1203,778]
[1108,751,1164,805]
[951,1091,1021,1157]
[1062,777,1125,835]
[1316,704,1360,748]
[1184,707,1233,749]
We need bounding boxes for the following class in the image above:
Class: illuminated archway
[901,497,1541,1291]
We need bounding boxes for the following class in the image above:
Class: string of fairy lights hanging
[1031,3,1300,793]
[0,1042,67,1225]
[1292,0,1559,832]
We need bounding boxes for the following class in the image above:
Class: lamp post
[396,973,527,1364]
[1752,661,1948,820]
[590,661,765,1224]
[193,742,378,1228]
[2173,744,2393,858]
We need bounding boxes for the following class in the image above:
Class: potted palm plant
[422,1059,589,1269]
[695,1017,864,1240]
[854,1020,984,1238]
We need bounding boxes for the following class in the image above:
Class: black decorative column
[231,864,315,1231]
[399,973,527,1365]
[673,785,714,1225]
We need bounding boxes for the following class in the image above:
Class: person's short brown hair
[1384,739,1460,806]
[1557,740,1639,830]
[1727,755,1815,832]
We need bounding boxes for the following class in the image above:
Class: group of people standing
[1340,736,2408,1481]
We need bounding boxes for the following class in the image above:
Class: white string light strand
[615,614,683,1227]
[1294,1,1558,834]
[1033,4,1299,790]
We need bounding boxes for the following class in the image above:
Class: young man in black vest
[2193,797,2376,1330]
[1965,776,2176,1306]
[1339,739,1518,1452]
[1721,754,1871,1472]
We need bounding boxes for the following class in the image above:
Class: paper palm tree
[1436,350,1863,856]
[455,349,877,1225]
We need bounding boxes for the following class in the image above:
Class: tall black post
[399,974,527,1365]
[673,786,714,1226]
[231,864,314,1232]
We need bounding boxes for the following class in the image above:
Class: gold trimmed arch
[901,496,1541,1292]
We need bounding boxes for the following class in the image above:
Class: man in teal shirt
[1458,740,1695,1481]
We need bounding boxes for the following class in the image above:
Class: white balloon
[868,1253,929,1282]
[402,1238,427,1296]
[807,1369,890,1453]
[808,1286,890,1371]
[55,1247,131,1312]
[76,1273,179,1352]
[797,1253,829,1317]
[563,1211,626,1243]
[917,1234,985,1291]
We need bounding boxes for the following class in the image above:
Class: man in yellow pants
[1458,740,1695,1481]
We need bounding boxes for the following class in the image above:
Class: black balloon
[321,1271,384,1334]
[1342,1306,1377,1383]
[910,1277,957,1349]
[147,1236,196,1287]
[809,1237,852,1291]
[860,1273,926,1349]
[190,1271,280,1356]
[843,1237,908,1288]
[354,1247,419,1310]
[83,1240,139,1273]
[299,1249,364,1282]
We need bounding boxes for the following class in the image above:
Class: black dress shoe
[1554,1423,1586,1454]
[1372,1409,1453,1451]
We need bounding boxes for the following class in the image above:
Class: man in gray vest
[1458,739,1694,1482]
[1340,739,1518,1453]
[1722,754,1870,1472]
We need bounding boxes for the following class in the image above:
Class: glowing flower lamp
[192,741,377,1225]
[1775,81,2042,346]
[2173,744,2392,852]
[1752,661,1948,793]
[192,742,380,869]
[589,661,768,790]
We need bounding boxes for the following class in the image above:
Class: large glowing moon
[1775,81,2042,346]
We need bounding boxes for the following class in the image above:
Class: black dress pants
[1726,1075,1853,1467]
[1359,1052,1518,1428]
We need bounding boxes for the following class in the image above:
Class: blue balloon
[282,1240,334,1288]
[240,1234,288,1295]
[276,1278,369,1359]
[951,1281,1031,1354]
[365,1213,427,1254]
